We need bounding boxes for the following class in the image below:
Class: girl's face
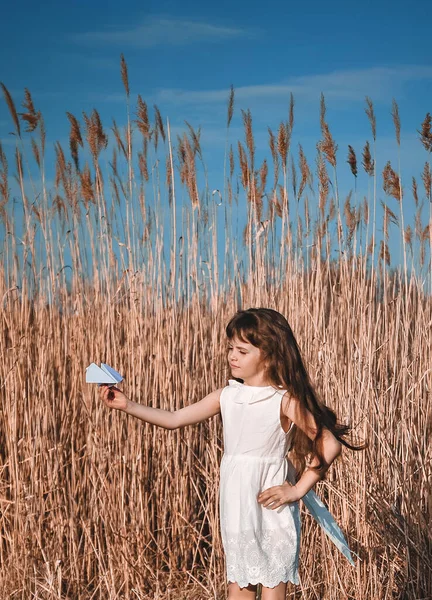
[227,336,268,384]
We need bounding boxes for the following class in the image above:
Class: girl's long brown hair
[226,307,364,475]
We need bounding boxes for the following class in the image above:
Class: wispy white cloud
[156,65,432,105]
[72,17,255,48]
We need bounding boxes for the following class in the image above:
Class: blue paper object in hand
[86,363,123,386]
[302,489,356,566]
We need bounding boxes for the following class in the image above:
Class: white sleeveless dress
[219,380,301,589]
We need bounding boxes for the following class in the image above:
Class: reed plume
[391,99,401,146]
[412,176,419,206]
[154,105,166,148]
[0,82,21,137]
[227,85,234,128]
[298,144,311,200]
[347,145,357,177]
[268,127,279,190]
[418,112,432,152]
[19,88,40,133]
[421,161,431,200]
[120,54,130,98]
[317,96,337,168]
[383,161,402,201]
[362,140,374,176]
[67,112,84,171]
[365,96,376,141]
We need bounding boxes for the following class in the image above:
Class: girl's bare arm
[283,394,342,497]
[99,385,222,430]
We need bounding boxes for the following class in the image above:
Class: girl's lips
[230,364,239,369]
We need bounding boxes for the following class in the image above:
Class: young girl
[99,308,356,600]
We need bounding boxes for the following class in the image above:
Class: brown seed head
[362,141,374,176]
[298,144,311,199]
[268,127,279,189]
[154,105,166,144]
[404,225,413,249]
[136,95,150,139]
[229,145,235,179]
[67,112,83,171]
[242,109,255,170]
[347,145,357,177]
[391,99,401,146]
[382,161,402,201]
[227,85,235,128]
[317,151,329,219]
[20,89,40,133]
[365,97,376,141]
[421,161,431,200]
[363,197,369,225]
[277,121,288,168]
[418,113,432,153]
[120,54,130,98]
[317,121,337,168]
[379,240,390,265]
[1,82,21,137]
[412,176,418,207]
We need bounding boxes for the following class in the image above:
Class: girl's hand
[99,385,129,412]
[257,481,301,510]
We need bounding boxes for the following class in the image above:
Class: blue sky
[1,0,431,270]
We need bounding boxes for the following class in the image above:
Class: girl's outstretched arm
[99,385,222,430]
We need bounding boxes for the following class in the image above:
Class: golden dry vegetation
[0,61,431,599]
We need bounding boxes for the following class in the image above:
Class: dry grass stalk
[381,200,398,240]
[383,161,402,201]
[391,99,401,146]
[185,122,202,160]
[404,225,413,249]
[317,151,329,219]
[418,112,432,152]
[154,105,166,146]
[229,145,235,179]
[111,120,127,158]
[30,139,40,169]
[412,176,419,206]
[120,54,130,98]
[136,95,150,139]
[268,127,279,190]
[19,88,40,133]
[277,121,288,168]
[0,82,21,136]
[242,109,255,173]
[363,196,369,225]
[238,141,249,190]
[288,93,294,136]
[317,100,337,168]
[347,145,357,177]
[379,239,391,264]
[227,85,234,128]
[362,141,374,176]
[365,96,376,141]
[344,192,356,243]
[83,109,108,160]
[80,162,95,204]
[298,144,311,199]
[290,155,297,200]
[67,112,84,171]
[421,161,431,200]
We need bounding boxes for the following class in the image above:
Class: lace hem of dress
[223,527,300,589]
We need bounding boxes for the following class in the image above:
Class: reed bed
[0,63,431,599]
